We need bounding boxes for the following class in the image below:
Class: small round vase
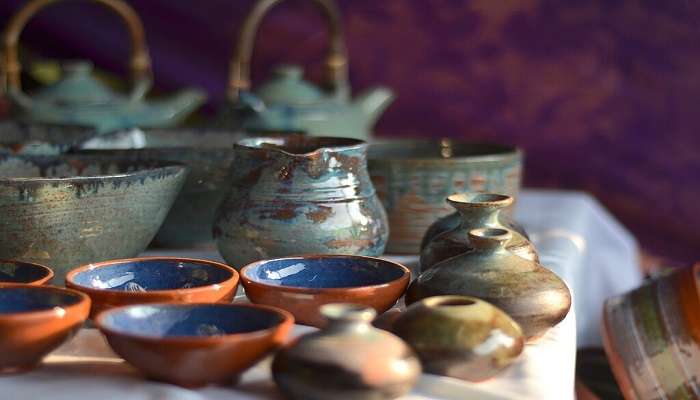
[391,295,524,382]
[420,211,529,251]
[420,193,538,272]
[408,228,571,340]
[272,304,421,400]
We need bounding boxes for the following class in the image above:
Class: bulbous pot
[420,193,538,271]
[420,210,529,251]
[407,228,571,341]
[272,303,421,400]
[214,135,388,268]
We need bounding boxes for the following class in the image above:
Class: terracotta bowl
[0,260,53,285]
[241,255,410,327]
[602,263,700,400]
[0,284,90,373]
[66,257,239,317]
[96,302,294,387]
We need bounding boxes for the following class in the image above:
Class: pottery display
[407,228,571,340]
[241,254,410,327]
[214,135,389,267]
[602,263,700,400]
[96,302,293,387]
[218,0,393,140]
[390,295,524,382]
[272,303,421,400]
[0,260,53,285]
[367,139,523,254]
[0,155,187,283]
[0,284,90,373]
[1,0,205,133]
[420,193,538,271]
[66,257,239,317]
[0,121,97,155]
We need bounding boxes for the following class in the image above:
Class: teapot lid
[254,64,325,105]
[31,61,123,106]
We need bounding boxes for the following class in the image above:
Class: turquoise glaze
[214,135,389,268]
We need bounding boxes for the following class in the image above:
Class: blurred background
[1,0,698,269]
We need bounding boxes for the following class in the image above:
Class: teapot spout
[158,88,207,123]
[354,86,395,127]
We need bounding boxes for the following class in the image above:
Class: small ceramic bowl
[241,255,410,327]
[66,257,239,317]
[0,260,54,285]
[0,284,90,373]
[96,302,294,387]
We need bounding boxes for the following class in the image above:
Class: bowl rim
[367,138,522,164]
[240,254,411,293]
[0,259,54,285]
[236,135,367,158]
[65,256,240,296]
[94,302,294,344]
[0,283,91,320]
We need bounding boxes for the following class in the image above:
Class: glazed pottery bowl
[66,257,239,317]
[0,260,53,285]
[602,263,700,400]
[368,138,522,254]
[96,302,293,387]
[241,255,410,327]
[0,120,97,155]
[0,284,90,373]
[0,155,187,283]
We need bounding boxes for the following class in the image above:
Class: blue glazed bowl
[96,303,293,387]
[0,260,53,285]
[241,255,410,327]
[66,257,239,317]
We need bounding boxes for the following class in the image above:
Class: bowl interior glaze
[0,261,51,284]
[100,304,286,338]
[0,286,84,313]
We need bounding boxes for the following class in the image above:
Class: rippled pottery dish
[96,302,293,387]
[215,135,388,267]
[0,284,90,373]
[368,139,522,254]
[66,257,239,317]
[602,263,700,400]
[272,303,420,400]
[0,155,187,283]
[241,255,410,327]
[0,260,53,285]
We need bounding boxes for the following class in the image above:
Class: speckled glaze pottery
[390,295,524,382]
[215,135,389,267]
[0,284,90,373]
[368,139,522,254]
[602,263,700,400]
[272,304,421,400]
[420,193,538,271]
[0,260,53,285]
[96,302,293,387]
[241,255,410,327]
[0,155,187,283]
[407,228,571,340]
[66,257,239,317]
[0,120,97,155]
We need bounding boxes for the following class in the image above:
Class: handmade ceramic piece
[0,155,187,283]
[2,0,205,133]
[272,303,421,400]
[390,295,524,382]
[0,260,53,285]
[0,284,90,373]
[218,0,393,140]
[420,211,529,251]
[368,139,523,254]
[215,135,388,267]
[96,302,293,387]
[66,257,239,317]
[602,263,700,400]
[241,255,409,327]
[0,121,97,155]
[407,228,571,340]
[420,193,538,271]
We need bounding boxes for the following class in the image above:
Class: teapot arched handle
[227,0,348,101]
[1,0,152,95]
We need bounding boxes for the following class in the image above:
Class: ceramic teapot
[1,0,206,133]
[219,0,393,140]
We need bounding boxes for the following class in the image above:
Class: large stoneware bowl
[0,155,187,282]
[368,139,522,254]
